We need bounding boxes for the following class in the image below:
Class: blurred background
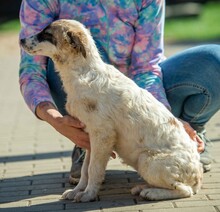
[0,0,220,44]
[165,0,220,43]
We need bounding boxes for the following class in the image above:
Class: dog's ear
[66,31,86,58]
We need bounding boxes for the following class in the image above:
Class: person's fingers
[184,124,205,153]
[75,139,90,150]
[180,120,197,140]
[63,115,85,128]
[178,119,205,153]
[111,152,116,159]
[195,135,205,153]
[69,128,90,149]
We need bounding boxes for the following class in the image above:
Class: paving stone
[0,200,28,208]
[0,190,29,197]
[207,194,220,200]
[175,200,220,208]
[142,206,216,212]
[1,33,220,212]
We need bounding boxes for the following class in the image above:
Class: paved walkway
[0,33,220,212]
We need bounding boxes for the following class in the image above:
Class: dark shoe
[197,128,213,173]
[69,146,85,185]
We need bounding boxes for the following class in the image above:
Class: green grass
[0,19,20,32]
[165,2,220,42]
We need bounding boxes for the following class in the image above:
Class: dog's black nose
[20,39,26,45]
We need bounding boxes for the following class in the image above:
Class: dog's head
[20,19,89,63]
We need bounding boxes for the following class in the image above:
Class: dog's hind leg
[62,150,90,200]
[74,129,116,202]
[139,183,193,201]
[131,184,152,195]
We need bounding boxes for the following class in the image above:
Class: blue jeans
[47,44,220,130]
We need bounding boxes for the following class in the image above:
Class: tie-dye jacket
[19,0,170,114]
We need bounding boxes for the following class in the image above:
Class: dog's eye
[42,32,53,41]
[44,32,52,39]
[38,31,56,45]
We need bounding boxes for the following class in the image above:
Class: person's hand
[57,115,116,158]
[35,101,116,158]
[178,119,204,153]
[53,115,90,149]
[36,102,90,149]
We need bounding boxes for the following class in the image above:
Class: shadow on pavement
[0,151,72,163]
[0,169,150,212]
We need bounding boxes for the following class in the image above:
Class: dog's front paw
[74,190,97,202]
[62,189,79,200]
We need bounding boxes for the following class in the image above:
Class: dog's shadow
[0,151,155,211]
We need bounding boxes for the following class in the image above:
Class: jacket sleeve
[129,0,170,109]
[19,0,59,114]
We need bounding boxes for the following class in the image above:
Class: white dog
[21,19,203,202]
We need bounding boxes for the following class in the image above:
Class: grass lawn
[165,2,220,43]
[0,2,220,43]
[0,19,20,32]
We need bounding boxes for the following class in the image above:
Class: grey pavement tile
[170,194,208,202]
[100,182,135,191]
[48,210,101,212]
[34,160,65,166]
[4,166,33,173]
[65,199,137,211]
[0,155,34,163]
[32,163,64,171]
[32,177,67,185]
[142,206,216,212]
[3,171,33,179]
[0,196,31,204]
[207,194,220,200]
[0,179,31,187]
[200,188,220,195]
[1,176,33,183]
[99,188,131,196]
[0,190,29,197]
[31,187,64,196]
[202,183,220,189]
[102,201,174,211]
[14,204,65,212]
[0,183,63,192]
[26,194,61,201]
[25,173,63,180]
[5,160,35,166]
[0,200,28,209]
[32,158,63,164]
[175,200,220,208]
[33,169,64,175]
[29,199,64,210]
[99,193,136,201]
[203,177,220,184]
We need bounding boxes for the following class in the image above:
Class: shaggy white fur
[21,19,203,202]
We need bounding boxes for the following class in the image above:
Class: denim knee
[161,44,220,127]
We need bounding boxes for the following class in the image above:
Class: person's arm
[128,0,170,109]
[19,0,90,149]
[128,1,204,152]
[19,0,59,114]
